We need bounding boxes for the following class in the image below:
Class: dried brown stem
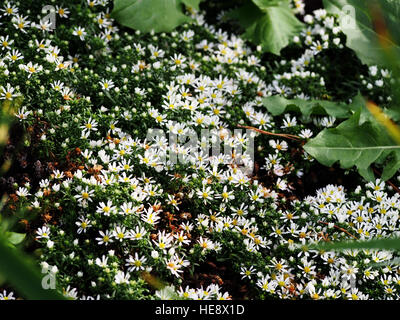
[237,124,302,141]
[318,221,358,240]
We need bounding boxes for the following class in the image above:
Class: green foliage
[312,237,400,251]
[0,234,65,300]
[111,0,303,54]
[155,285,181,300]
[323,0,400,66]
[276,1,400,183]
[381,152,400,181]
[181,0,201,11]
[304,109,400,181]
[2,0,400,301]
[263,92,366,118]
[305,0,400,262]
[111,0,192,33]
[4,232,26,246]
[0,98,22,149]
[230,0,303,55]
[0,97,64,299]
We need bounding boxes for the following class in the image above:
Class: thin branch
[318,221,358,240]
[372,167,400,196]
[237,124,302,141]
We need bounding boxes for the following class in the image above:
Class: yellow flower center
[312,293,319,300]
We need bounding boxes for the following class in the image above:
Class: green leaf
[252,0,283,10]
[380,0,400,46]
[357,166,375,181]
[242,1,303,55]
[386,108,400,122]
[304,110,400,181]
[381,151,400,180]
[181,0,201,11]
[0,235,65,299]
[111,0,190,33]
[6,232,26,245]
[312,237,400,251]
[323,0,400,66]
[263,94,367,118]
[156,285,181,299]
[227,2,264,30]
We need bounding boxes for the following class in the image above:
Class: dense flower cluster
[1,0,398,300]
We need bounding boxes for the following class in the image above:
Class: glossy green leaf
[6,232,26,245]
[111,0,190,33]
[386,108,400,122]
[323,0,400,66]
[263,93,366,118]
[252,0,283,10]
[240,1,303,55]
[227,2,263,30]
[381,151,400,180]
[304,110,400,181]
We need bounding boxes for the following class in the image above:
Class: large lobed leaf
[245,0,303,55]
[229,0,303,55]
[304,109,400,181]
[111,0,194,33]
[323,0,400,66]
[263,92,366,118]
